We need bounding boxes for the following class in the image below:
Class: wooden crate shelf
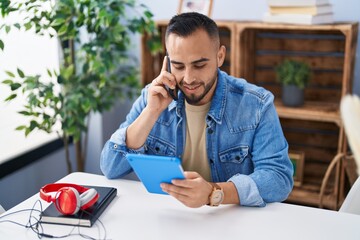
[287,186,338,209]
[235,21,358,210]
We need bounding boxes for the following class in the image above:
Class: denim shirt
[100,69,294,207]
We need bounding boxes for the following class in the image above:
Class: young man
[100,12,293,208]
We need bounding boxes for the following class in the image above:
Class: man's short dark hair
[165,12,219,46]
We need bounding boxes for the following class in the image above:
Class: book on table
[40,185,117,227]
[269,4,332,15]
[267,0,330,7]
[263,12,333,25]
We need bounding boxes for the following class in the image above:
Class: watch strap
[210,182,222,190]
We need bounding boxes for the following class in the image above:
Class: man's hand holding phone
[164,55,178,100]
[147,56,178,114]
[126,56,177,149]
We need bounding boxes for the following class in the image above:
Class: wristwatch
[208,182,224,207]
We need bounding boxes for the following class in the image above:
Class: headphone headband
[40,183,90,202]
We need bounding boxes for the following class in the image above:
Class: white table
[1,172,359,240]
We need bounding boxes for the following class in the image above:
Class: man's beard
[180,70,218,105]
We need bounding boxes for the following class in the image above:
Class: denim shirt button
[113,144,118,149]
[208,129,214,134]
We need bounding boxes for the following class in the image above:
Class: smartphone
[165,54,178,101]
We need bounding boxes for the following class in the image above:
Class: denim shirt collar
[207,69,227,124]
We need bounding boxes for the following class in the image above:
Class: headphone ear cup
[79,188,98,210]
[55,187,80,215]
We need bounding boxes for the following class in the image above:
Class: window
[0,11,60,165]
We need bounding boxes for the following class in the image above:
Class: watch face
[211,189,224,205]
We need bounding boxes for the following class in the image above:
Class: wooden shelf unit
[235,21,358,210]
[141,20,358,210]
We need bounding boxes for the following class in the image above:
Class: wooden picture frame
[289,151,305,187]
[178,0,213,17]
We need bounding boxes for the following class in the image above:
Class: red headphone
[40,183,99,215]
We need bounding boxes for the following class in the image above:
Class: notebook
[40,185,117,227]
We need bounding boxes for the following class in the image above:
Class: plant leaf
[24,22,32,30]
[5,25,11,33]
[17,68,25,78]
[18,111,31,116]
[57,24,67,35]
[14,23,21,29]
[25,128,31,136]
[29,120,38,131]
[0,40,4,51]
[10,83,21,90]
[47,69,52,77]
[5,94,17,101]
[51,18,65,27]
[15,125,27,131]
[5,71,15,78]
[144,10,153,18]
[2,79,13,84]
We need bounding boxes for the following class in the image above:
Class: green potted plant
[0,0,160,172]
[275,59,311,107]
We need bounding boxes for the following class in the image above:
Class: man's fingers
[161,182,208,208]
[161,183,188,196]
[171,172,201,187]
[151,85,169,98]
[184,171,201,179]
[161,56,168,72]
[152,72,175,88]
[152,78,159,85]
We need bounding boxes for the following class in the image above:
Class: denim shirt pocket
[146,136,176,156]
[219,146,251,177]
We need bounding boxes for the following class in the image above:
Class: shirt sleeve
[100,87,148,179]
[228,174,266,207]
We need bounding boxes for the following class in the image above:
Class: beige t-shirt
[182,101,212,181]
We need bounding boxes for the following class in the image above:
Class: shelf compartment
[275,100,341,126]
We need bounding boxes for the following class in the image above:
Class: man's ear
[217,45,226,68]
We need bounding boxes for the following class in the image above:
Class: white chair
[339,94,360,215]
[339,176,360,214]
[0,204,5,214]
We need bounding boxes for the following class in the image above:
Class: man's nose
[183,69,196,84]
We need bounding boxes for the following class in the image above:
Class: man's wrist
[143,106,162,119]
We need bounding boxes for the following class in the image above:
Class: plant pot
[282,85,304,107]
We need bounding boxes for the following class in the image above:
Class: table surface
[1,172,360,240]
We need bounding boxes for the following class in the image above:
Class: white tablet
[126,154,185,194]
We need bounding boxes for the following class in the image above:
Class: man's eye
[195,65,205,69]
[173,66,184,70]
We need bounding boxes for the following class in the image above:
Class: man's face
[166,29,225,105]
